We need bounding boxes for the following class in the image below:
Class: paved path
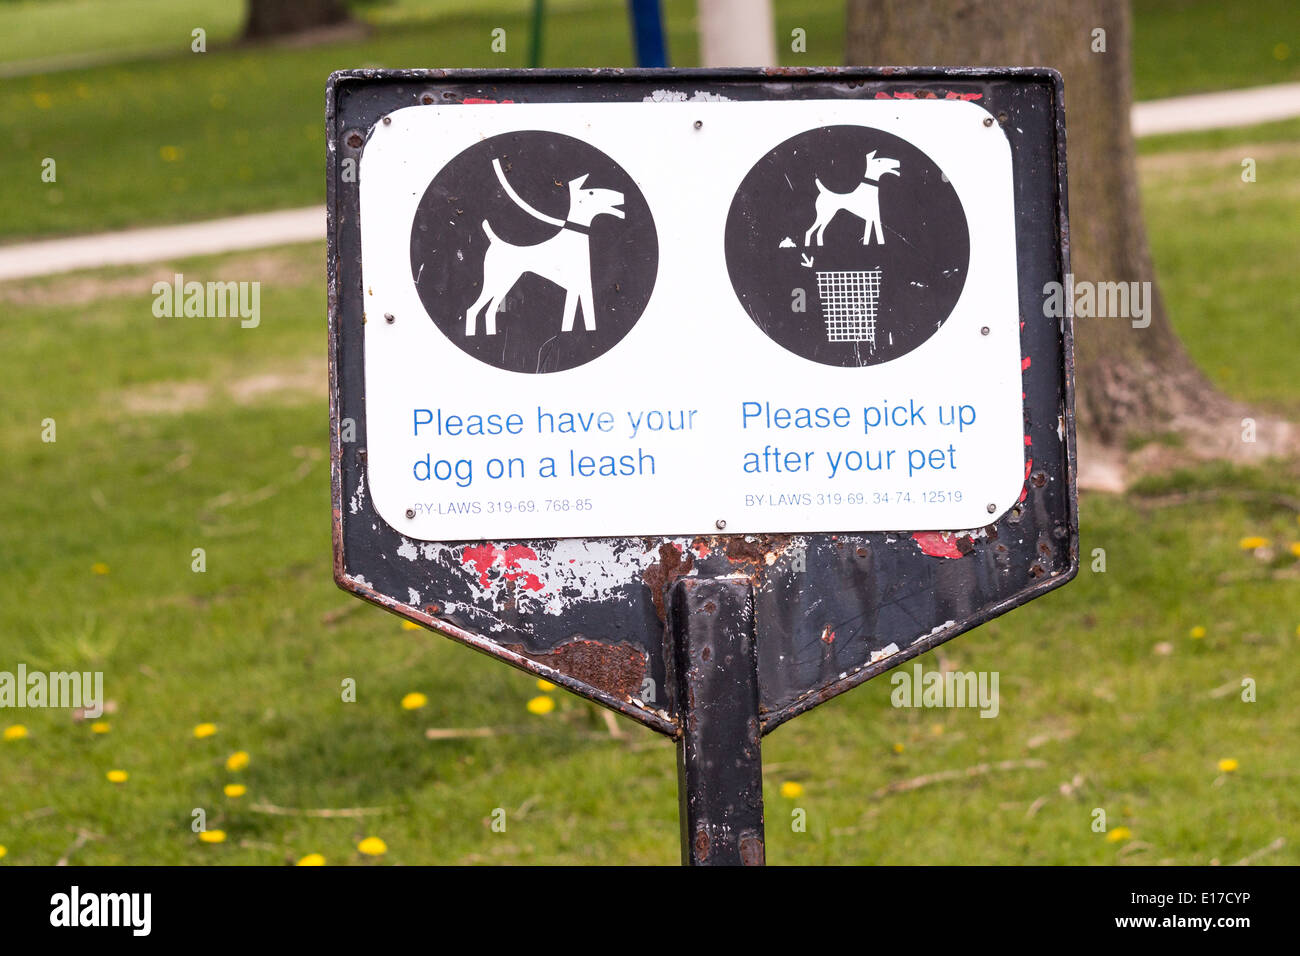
[3,83,1299,282]
[1131,81,1300,136]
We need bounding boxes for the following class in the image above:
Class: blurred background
[0,0,1297,865]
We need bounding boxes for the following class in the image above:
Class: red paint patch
[911,532,966,559]
[1021,356,1032,371]
[461,543,544,592]
[461,544,500,588]
[463,97,515,104]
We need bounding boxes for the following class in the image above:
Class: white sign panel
[358,98,1024,540]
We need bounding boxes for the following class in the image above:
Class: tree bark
[243,0,351,40]
[846,0,1281,461]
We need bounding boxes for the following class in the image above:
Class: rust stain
[693,826,710,861]
[739,831,765,866]
[506,637,647,701]
[642,542,694,620]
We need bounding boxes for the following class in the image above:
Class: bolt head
[715,519,727,531]
[983,116,994,127]
[385,312,395,323]
[986,503,996,513]
[694,120,703,129]
[980,326,990,336]
[405,508,415,519]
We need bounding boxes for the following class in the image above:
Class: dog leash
[492,157,588,233]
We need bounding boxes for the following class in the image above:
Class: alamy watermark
[890,661,999,717]
[1043,273,1152,328]
[152,273,260,328]
[1,664,104,718]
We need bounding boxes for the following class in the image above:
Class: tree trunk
[846,0,1287,466]
[244,0,351,40]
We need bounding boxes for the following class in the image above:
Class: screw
[980,326,990,336]
[420,92,435,104]
[997,111,1008,125]
[983,116,993,127]
[715,519,727,530]
[385,312,395,324]
[405,508,415,519]
[694,120,703,129]
[345,131,364,148]
[986,503,996,513]
[382,115,392,125]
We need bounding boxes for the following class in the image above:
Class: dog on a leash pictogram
[410,130,657,375]
[465,159,625,336]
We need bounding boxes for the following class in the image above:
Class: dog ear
[866,150,877,161]
[568,173,590,189]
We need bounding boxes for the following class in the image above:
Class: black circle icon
[724,125,969,367]
[410,130,657,374]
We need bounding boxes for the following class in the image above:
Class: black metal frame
[327,66,1076,745]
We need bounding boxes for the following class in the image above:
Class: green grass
[2,120,1300,859]
[5,0,1296,242]
[1138,121,1300,415]
[1,0,1298,866]
[1132,0,1300,100]
[0,0,845,241]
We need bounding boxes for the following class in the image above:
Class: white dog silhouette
[804,150,901,247]
[464,160,625,336]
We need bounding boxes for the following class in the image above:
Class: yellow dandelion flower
[1218,758,1239,773]
[295,853,325,866]
[892,742,905,754]
[106,769,128,783]
[90,722,110,734]
[0,845,6,859]
[3,725,29,741]
[357,836,387,856]
[1274,42,1291,61]
[91,562,110,575]
[536,679,556,691]
[1106,826,1132,843]
[1238,536,1268,550]
[930,724,945,736]
[159,145,181,162]
[32,92,52,110]
[198,829,226,844]
[526,695,555,715]
[400,620,421,631]
[1189,625,1206,639]
[400,692,428,711]
[193,722,217,739]
[779,781,804,798]
[224,783,247,798]
[225,751,249,772]
[1288,542,1300,559]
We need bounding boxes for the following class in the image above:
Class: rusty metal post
[670,576,766,866]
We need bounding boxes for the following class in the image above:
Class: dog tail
[814,176,827,194]
[480,219,498,245]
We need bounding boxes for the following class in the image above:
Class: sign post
[326,67,1076,865]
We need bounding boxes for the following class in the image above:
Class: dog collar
[562,220,591,235]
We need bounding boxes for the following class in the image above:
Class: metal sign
[327,67,1077,865]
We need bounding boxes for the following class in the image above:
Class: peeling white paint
[349,472,368,515]
[642,89,734,103]
[870,642,901,663]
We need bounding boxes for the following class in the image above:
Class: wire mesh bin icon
[816,269,881,343]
